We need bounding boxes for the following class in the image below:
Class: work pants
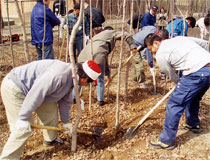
[159,67,210,145]
[0,76,58,160]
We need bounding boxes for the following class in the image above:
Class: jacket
[31,2,60,46]
[63,12,90,40]
[141,11,156,28]
[166,18,189,37]
[78,30,135,76]
[8,60,74,123]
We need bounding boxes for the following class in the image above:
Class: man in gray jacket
[78,26,136,106]
[0,59,101,159]
[144,34,210,149]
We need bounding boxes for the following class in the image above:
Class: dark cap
[152,5,158,12]
[74,3,80,10]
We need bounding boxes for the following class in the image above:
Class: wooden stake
[115,0,126,129]
[69,0,84,152]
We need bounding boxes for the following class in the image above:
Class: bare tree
[6,0,15,68]
[14,0,30,63]
[69,0,85,152]
[115,0,126,129]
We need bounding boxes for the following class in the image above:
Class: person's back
[133,26,157,47]
[84,5,105,28]
[31,0,60,60]
[166,17,196,37]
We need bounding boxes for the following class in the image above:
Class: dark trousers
[159,67,210,145]
[36,44,54,60]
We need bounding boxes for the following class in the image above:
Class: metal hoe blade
[124,127,138,137]
[93,127,103,142]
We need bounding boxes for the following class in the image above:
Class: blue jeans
[96,65,105,102]
[36,44,54,60]
[73,37,83,62]
[159,67,210,145]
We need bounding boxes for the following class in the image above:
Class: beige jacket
[78,30,135,76]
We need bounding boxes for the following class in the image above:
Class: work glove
[15,119,31,132]
[63,122,73,134]
[150,67,155,75]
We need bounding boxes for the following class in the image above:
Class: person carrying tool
[77,26,136,106]
[31,0,60,60]
[144,34,210,149]
[166,16,196,37]
[0,60,101,159]
[132,26,169,88]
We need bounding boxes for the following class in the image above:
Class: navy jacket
[141,12,156,28]
[31,2,60,46]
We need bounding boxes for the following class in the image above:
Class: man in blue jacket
[63,3,90,62]
[141,5,158,28]
[166,17,196,37]
[31,0,60,60]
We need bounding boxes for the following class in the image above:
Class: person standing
[31,0,60,60]
[144,34,210,149]
[63,3,90,62]
[53,0,66,38]
[141,5,158,28]
[0,59,101,159]
[166,16,196,37]
[157,7,168,30]
[78,26,136,106]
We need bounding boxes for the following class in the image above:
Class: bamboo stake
[69,0,84,152]
[89,0,94,111]
[14,0,30,62]
[6,0,15,68]
[125,0,134,97]
[65,0,69,62]
[115,0,126,129]
[42,0,46,59]
[0,0,2,43]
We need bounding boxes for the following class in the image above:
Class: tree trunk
[6,0,15,68]
[69,0,84,152]
[0,0,2,43]
[89,0,94,111]
[115,0,126,129]
[14,0,30,63]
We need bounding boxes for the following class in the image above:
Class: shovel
[124,86,175,137]
[31,124,103,142]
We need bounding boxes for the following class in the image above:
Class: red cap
[82,60,101,80]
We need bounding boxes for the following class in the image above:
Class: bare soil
[0,33,209,160]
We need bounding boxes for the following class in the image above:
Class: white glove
[15,119,31,132]
[63,122,73,134]
[150,67,155,75]
[80,99,85,110]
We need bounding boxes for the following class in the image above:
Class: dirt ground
[0,31,209,160]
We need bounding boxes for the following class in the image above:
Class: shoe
[139,83,148,89]
[182,124,201,133]
[161,73,166,80]
[43,137,68,147]
[148,139,175,150]
[98,101,107,106]
[73,98,76,104]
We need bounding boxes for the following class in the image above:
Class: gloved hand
[150,67,155,75]
[15,119,31,132]
[63,122,73,134]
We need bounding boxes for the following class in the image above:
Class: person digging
[0,60,101,159]
[144,34,210,149]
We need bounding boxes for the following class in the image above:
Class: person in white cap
[0,59,101,159]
